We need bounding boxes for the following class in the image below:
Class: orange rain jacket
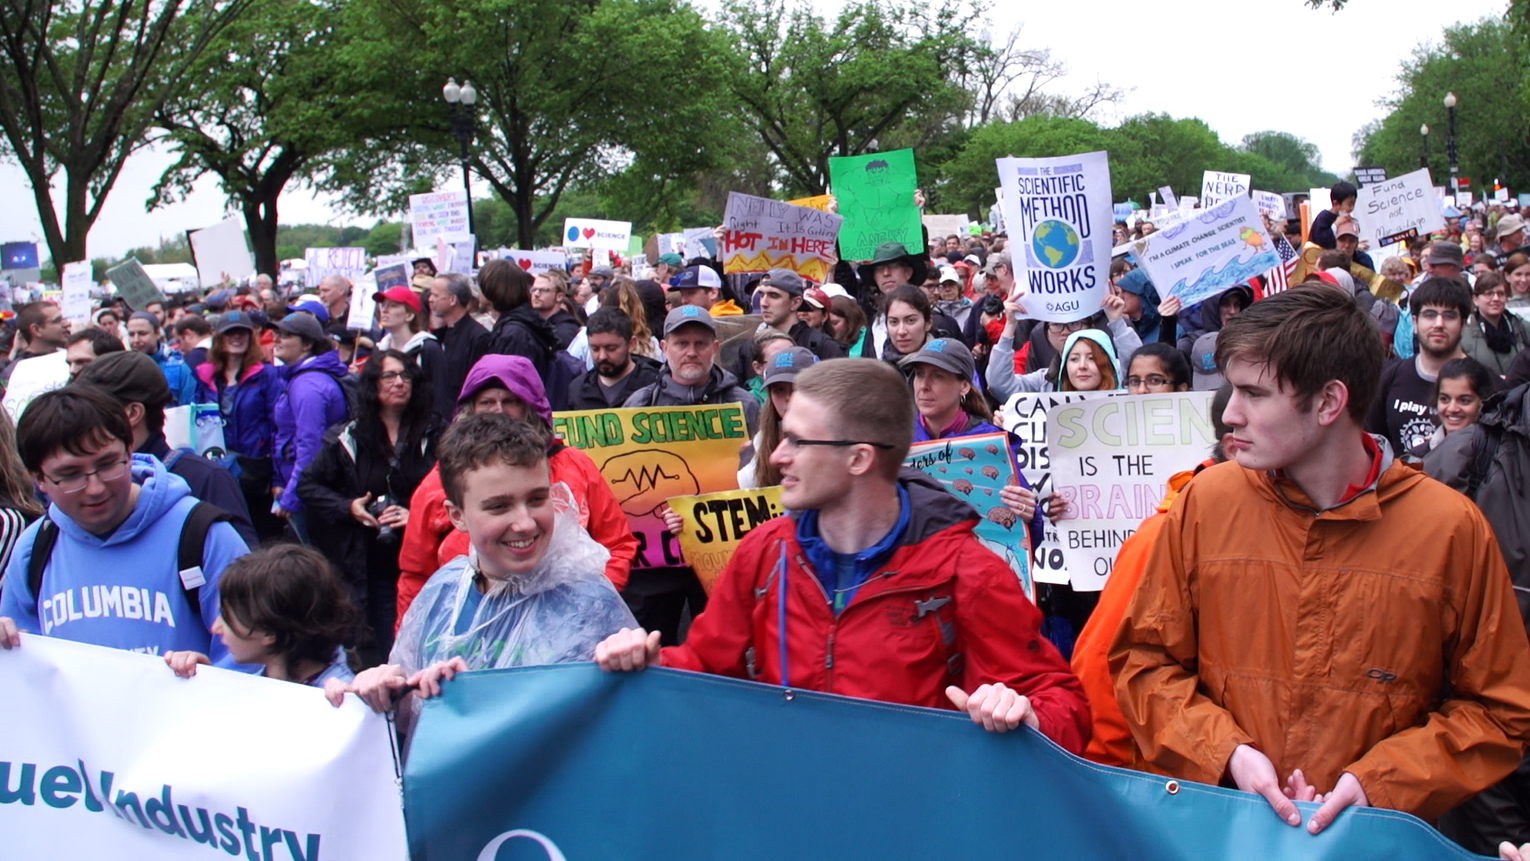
[1110,452,1530,821]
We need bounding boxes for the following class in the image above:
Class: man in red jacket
[596,358,1090,751]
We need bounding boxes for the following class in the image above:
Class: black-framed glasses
[380,371,411,384]
[1046,321,1088,335]
[780,432,893,451]
[1127,375,1173,389]
[43,458,129,493]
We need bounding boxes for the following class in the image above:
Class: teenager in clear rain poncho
[325,412,636,730]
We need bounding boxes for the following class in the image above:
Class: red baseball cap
[373,285,421,314]
[803,287,831,310]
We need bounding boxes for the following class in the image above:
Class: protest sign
[347,275,378,330]
[1200,171,1250,209]
[373,262,410,293]
[1354,166,1388,187]
[1132,196,1279,307]
[1306,187,1332,231]
[2,635,407,861]
[1496,187,1510,203]
[902,432,1032,601]
[405,664,1472,861]
[720,192,842,281]
[828,148,922,261]
[0,350,68,421]
[489,249,568,276]
[998,390,1120,586]
[551,404,749,570]
[410,189,472,246]
[1046,392,1217,591]
[61,261,92,321]
[653,233,685,257]
[670,486,784,592]
[1253,191,1287,219]
[1355,168,1441,247]
[187,217,254,287]
[105,258,165,310]
[922,213,968,240]
[996,151,1113,324]
[682,227,717,259]
[303,246,366,289]
[1456,191,1474,208]
[562,218,632,252]
[787,194,833,211]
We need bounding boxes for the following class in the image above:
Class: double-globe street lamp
[443,78,478,237]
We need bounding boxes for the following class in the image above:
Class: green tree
[937,115,1109,217]
[0,0,252,266]
[1353,18,1530,197]
[1102,114,1226,206]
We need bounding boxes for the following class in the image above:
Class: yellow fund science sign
[551,404,750,572]
[670,486,785,593]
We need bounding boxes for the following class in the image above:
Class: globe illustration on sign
[566,226,581,243]
[1031,220,1081,269]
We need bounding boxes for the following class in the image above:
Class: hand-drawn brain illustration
[986,506,1017,528]
[601,449,700,517]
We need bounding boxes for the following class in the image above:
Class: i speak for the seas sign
[551,404,749,571]
[1356,168,1442,247]
[720,192,842,281]
[403,664,1480,861]
[996,151,1113,323]
[1,635,407,861]
[1133,196,1279,307]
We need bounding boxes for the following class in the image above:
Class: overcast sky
[0,0,1508,262]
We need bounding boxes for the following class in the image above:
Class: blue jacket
[194,360,284,460]
[0,455,251,666]
[272,351,350,512]
[911,413,1047,551]
[149,343,198,407]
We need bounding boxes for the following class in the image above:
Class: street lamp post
[443,78,478,237]
[1420,124,1429,170]
[1444,91,1459,199]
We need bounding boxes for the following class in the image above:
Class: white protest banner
[1496,187,1510,203]
[1355,168,1442,247]
[1457,191,1475,208]
[1253,191,1287,220]
[61,261,92,321]
[187,217,255,287]
[0,635,407,861]
[347,274,378,330]
[720,192,843,281]
[998,390,1121,586]
[681,226,716,259]
[996,151,1113,324]
[1305,187,1331,230]
[303,247,366,289]
[1132,196,1279,307]
[410,189,472,246]
[922,213,968,239]
[563,218,632,252]
[1046,392,1217,591]
[489,249,568,275]
[1157,186,1178,210]
[1,350,68,421]
[1200,171,1250,209]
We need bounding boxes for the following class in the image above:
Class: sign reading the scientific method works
[720,192,842,282]
[996,151,1113,324]
[671,486,784,592]
[828,148,922,262]
[1200,171,1250,209]
[410,190,472,246]
[1133,196,1279,307]
[1047,392,1217,591]
[563,218,632,252]
[551,405,749,571]
[1,635,408,860]
[1356,168,1442,247]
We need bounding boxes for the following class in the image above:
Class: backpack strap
[25,517,60,601]
[175,501,232,627]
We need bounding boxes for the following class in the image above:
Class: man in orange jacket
[1111,285,1530,836]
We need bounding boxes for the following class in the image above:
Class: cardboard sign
[682,227,717,260]
[922,213,968,240]
[1253,191,1287,220]
[1496,188,1510,203]
[720,192,843,281]
[563,218,632,252]
[902,432,1033,602]
[1046,392,1217,591]
[671,486,784,592]
[187,217,255,287]
[1457,191,1475,208]
[410,189,472,246]
[60,261,92,321]
[1132,196,1279,307]
[1356,168,1443,247]
[105,258,166,310]
[551,404,750,571]
[1354,166,1388,187]
[373,262,410,293]
[997,390,1120,587]
[828,148,922,261]
[488,249,568,276]
[1200,171,1250,209]
[996,151,1114,323]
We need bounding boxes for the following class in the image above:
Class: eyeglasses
[43,458,129,493]
[779,432,893,451]
[1479,290,1508,299]
[1418,309,1462,322]
[529,287,556,296]
[1126,375,1173,389]
[380,371,411,384]
[1046,321,1089,335]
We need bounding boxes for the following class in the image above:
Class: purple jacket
[273,351,350,511]
[458,354,553,429]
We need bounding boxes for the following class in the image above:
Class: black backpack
[26,501,230,626]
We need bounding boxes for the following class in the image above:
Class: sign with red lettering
[720,192,843,282]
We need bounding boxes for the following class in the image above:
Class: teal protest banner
[828,148,922,261]
[404,665,1480,860]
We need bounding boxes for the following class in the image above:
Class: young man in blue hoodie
[0,388,250,665]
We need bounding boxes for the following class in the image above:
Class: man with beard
[568,309,661,410]
[1365,278,1470,456]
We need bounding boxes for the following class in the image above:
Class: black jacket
[544,310,583,352]
[569,355,663,410]
[485,306,559,387]
[731,320,846,382]
[432,313,488,415]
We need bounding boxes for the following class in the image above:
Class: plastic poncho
[391,482,636,683]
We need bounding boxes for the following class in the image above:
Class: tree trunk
[244,199,280,277]
[515,189,535,251]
